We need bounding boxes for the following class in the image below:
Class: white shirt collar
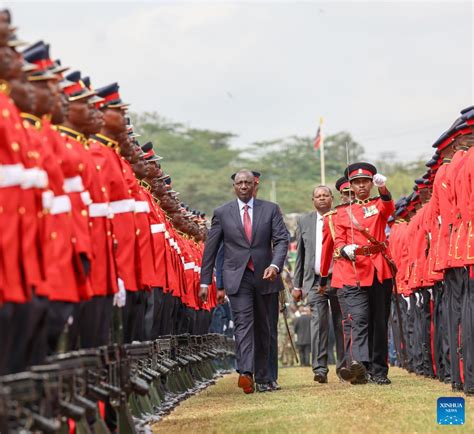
[237,197,254,210]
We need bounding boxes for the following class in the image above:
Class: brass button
[72,237,77,243]
[18,206,25,215]
[81,209,88,217]
[0,206,3,213]
[11,142,20,152]
[66,143,73,149]
[107,231,111,236]
[136,229,141,236]
[78,163,84,172]
[2,108,9,118]
[51,231,57,240]
[96,165,101,171]
[14,122,21,130]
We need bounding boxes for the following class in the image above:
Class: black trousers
[268,291,279,382]
[228,268,272,383]
[0,303,14,375]
[444,267,467,386]
[410,293,424,374]
[79,295,113,348]
[337,287,352,368]
[344,277,392,377]
[464,269,474,391]
[122,290,147,343]
[420,288,435,377]
[433,281,451,380]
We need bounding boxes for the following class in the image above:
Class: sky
[4,0,474,162]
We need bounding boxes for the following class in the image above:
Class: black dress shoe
[370,376,392,385]
[313,372,328,383]
[269,381,281,391]
[256,383,273,393]
[452,382,464,392]
[465,387,474,396]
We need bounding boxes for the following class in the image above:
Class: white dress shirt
[314,212,324,275]
[237,197,254,225]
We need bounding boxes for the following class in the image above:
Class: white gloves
[228,320,234,329]
[342,244,358,261]
[373,173,387,187]
[113,277,127,307]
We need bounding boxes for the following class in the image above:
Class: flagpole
[319,117,325,185]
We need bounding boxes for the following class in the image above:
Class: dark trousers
[297,344,311,366]
[433,281,450,380]
[344,277,392,377]
[444,267,467,386]
[122,290,147,343]
[420,288,435,377]
[79,295,113,348]
[410,293,424,374]
[464,270,474,390]
[307,279,345,375]
[337,287,352,367]
[268,291,279,382]
[228,268,272,383]
[0,303,14,375]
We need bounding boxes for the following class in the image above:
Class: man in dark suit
[292,186,346,383]
[199,169,289,394]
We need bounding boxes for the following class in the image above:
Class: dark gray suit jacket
[293,211,320,296]
[200,198,289,295]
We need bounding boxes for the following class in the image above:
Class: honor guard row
[0,10,218,377]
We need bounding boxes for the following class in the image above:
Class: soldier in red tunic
[331,162,395,385]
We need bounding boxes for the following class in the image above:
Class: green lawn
[153,366,472,434]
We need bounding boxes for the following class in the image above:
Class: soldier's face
[102,108,126,134]
[312,187,333,212]
[10,77,35,113]
[351,177,373,200]
[340,189,353,204]
[31,80,55,117]
[132,158,148,179]
[0,46,22,80]
[67,100,91,131]
[85,106,104,135]
[146,161,162,179]
[52,83,68,124]
[233,172,255,203]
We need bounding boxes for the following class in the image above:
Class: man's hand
[216,289,226,304]
[199,284,209,303]
[263,266,278,281]
[292,288,303,302]
[341,244,358,261]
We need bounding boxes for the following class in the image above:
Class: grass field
[153,366,472,434]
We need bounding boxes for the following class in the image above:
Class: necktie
[243,204,254,271]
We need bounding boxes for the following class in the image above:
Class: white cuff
[270,264,280,273]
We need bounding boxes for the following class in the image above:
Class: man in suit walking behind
[199,169,289,394]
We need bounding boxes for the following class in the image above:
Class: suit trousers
[268,291,280,382]
[444,267,467,386]
[433,281,450,380]
[307,276,345,375]
[228,268,272,383]
[343,277,392,377]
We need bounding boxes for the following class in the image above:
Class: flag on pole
[313,117,324,151]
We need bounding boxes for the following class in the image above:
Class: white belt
[0,164,24,187]
[134,201,150,213]
[21,168,48,189]
[89,202,112,218]
[81,191,92,206]
[150,223,166,233]
[63,176,84,193]
[184,262,195,271]
[50,195,72,215]
[110,199,135,214]
[42,190,54,209]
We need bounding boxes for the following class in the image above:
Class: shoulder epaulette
[323,209,338,217]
